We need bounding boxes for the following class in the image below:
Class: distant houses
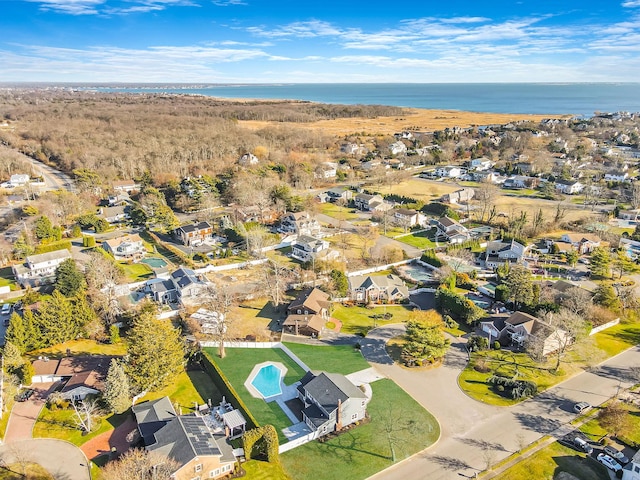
[174,221,213,246]
[480,239,528,268]
[432,216,470,244]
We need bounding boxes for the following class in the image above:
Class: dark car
[604,445,630,465]
[15,389,35,402]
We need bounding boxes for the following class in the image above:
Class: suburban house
[238,153,259,166]
[393,208,425,228]
[348,274,409,303]
[469,157,494,171]
[620,237,640,260]
[433,216,470,244]
[622,457,640,480]
[112,179,140,193]
[102,233,145,261]
[12,249,72,287]
[560,233,601,254]
[315,162,338,179]
[604,170,629,182]
[618,209,640,221]
[107,192,131,206]
[174,221,213,246]
[233,205,279,224]
[297,371,368,437]
[98,205,130,224]
[555,179,584,194]
[503,175,539,189]
[133,397,237,480]
[283,288,331,337]
[9,174,30,187]
[144,266,208,306]
[279,211,321,237]
[31,356,111,401]
[389,141,407,156]
[441,188,475,205]
[480,311,570,356]
[326,186,353,203]
[340,143,366,155]
[354,193,386,211]
[435,165,463,178]
[480,239,528,268]
[291,235,336,263]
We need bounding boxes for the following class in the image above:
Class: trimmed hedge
[201,350,259,429]
[34,240,72,255]
[147,231,195,268]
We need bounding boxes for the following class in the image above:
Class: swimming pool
[396,264,434,283]
[250,364,283,399]
[141,257,168,269]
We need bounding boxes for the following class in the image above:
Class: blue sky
[2,0,640,83]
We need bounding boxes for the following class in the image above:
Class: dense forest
[0,91,403,183]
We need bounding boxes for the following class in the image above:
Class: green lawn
[332,305,414,336]
[283,343,370,375]
[0,267,18,290]
[493,441,607,480]
[591,318,640,357]
[579,401,640,446]
[242,460,290,480]
[119,262,154,282]
[138,369,222,411]
[0,463,53,480]
[318,203,360,221]
[33,408,128,446]
[458,350,582,406]
[203,347,307,443]
[396,229,437,249]
[281,379,440,480]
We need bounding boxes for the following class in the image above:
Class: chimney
[336,399,343,431]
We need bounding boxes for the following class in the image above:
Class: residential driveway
[4,382,55,443]
[360,324,407,365]
[0,439,91,480]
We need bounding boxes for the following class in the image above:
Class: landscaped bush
[488,375,537,400]
[34,240,72,255]
[493,341,501,350]
[435,287,486,325]
[467,335,489,352]
[420,249,443,267]
[442,315,459,330]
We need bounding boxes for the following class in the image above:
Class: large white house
[481,239,528,268]
[12,249,72,287]
[291,235,334,262]
[102,233,145,261]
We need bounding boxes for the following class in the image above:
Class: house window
[210,469,220,478]
[195,464,202,473]
[191,477,200,480]
[351,413,358,420]
[361,400,365,407]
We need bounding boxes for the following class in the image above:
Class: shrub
[467,335,489,352]
[443,315,459,330]
[420,250,443,267]
[493,341,501,350]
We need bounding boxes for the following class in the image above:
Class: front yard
[396,229,437,249]
[281,379,440,480]
[332,304,415,336]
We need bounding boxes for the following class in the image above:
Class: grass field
[138,369,221,411]
[283,343,370,375]
[29,339,127,358]
[318,202,360,221]
[579,401,640,446]
[119,261,154,282]
[203,347,307,443]
[0,463,53,480]
[243,459,290,480]
[33,408,128,446]
[280,379,440,480]
[227,297,286,340]
[332,304,415,336]
[397,229,437,249]
[493,441,607,480]
[0,267,18,290]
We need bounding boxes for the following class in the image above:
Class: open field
[280,379,440,480]
[332,304,416,336]
[283,342,370,375]
[226,297,287,340]
[493,441,607,480]
[239,108,553,136]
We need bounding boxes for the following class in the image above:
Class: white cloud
[25,0,105,15]
[622,1,640,7]
[212,0,246,5]
[26,0,199,15]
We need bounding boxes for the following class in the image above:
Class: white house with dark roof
[279,211,321,237]
[144,266,208,306]
[297,371,368,437]
[102,233,145,261]
[435,165,463,178]
[174,221,213,246]
[12,249,72,287]
[481,239,528,268]
[291,235,335,263]
[354,193,385,211]
[433,216,470,244]
[348,274,408,303]
[555,179,584,194]
[393,208,425,228]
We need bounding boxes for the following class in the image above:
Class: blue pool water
[141,257,168,268]
[250,364,283,399]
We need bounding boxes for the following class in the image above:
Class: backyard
[202,347,307,443]
[281,379,440,480]
[282,343,370,375]
[396,229,437,249]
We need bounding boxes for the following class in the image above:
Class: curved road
[0,438,91,480]
[362,324,640,479]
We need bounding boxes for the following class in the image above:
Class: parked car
[604,446,629,464]
[1,303,11,315]
[597,453,622,472]
[573,401,591,414]
[15,389,35,402]
[573,437,593,454]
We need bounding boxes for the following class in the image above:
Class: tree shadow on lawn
[316,431,390,462]
[552,454,607,479]
[186,369,223,408]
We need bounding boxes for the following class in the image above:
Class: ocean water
[90,83,640,116]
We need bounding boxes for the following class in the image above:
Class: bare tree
[201,284,237,359]
[558,286,593,318]
[85,251,125,325]
[356,225,379,262]
[261,259,294,313]
[101,449,179,480]
[72,398,103,433]
[530,308,588,371]
[474,180,499,223]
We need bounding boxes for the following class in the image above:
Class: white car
[597,453,622,472]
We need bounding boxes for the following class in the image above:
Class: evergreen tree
[103,359,131,414]
[504,264,534,309]
[126,309,185,393]
[5,312,27,354]
[13,232,34,260]
[55,258,86,297]
[329,269,349,297]
[2,341,25,373]
[71,294,97,335]
[36,290,75,346]
[589,247,612,279]
[34,215,54,241]
[22,308,42,351]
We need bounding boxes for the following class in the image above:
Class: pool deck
[244,361,288,400]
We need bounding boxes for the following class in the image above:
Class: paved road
[364,330,640,480]
[0,438,91,480]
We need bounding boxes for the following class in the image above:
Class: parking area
[4,382,56,442]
